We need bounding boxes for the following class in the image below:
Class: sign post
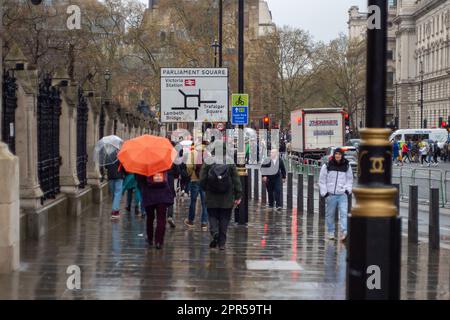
[160,68,228,123]
[231,94,249,126]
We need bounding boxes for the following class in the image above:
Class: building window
[387,50,393,60]
[387,72,394,88]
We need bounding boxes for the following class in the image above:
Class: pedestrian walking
[199,141,242,250]
[401,141,411,164]
[393,140,400,166]
[431,140,440,166]
[167,162,179,228]
[137,171,174,249]
[261,149,287,211]
[318,148,353,241]
[420,141,429,166]
[444,141,450,162]
[184,141,209,231]
[104,159,125,220]
[122,172,143,215]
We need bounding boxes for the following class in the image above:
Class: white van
[389,129,448,148]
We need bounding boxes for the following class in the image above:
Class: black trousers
[208,208,232,246]
[266,176,282,208]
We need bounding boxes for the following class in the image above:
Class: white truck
[290,108,346,160]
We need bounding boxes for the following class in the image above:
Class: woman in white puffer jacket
[318,148,353,241]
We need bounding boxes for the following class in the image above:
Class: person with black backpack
[200,141,242,250]
[136,171,174,249]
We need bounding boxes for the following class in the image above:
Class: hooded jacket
[319,157,353,197]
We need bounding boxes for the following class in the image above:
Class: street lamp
[211,40,220,68]
[419,60,424,129]
[394,81,398,129]
[104,69,111,98]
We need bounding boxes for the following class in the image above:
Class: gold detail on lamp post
[359,128,392,146]
[351,187,398,217]
[369,157,385,174]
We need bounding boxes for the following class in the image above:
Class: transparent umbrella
[93,135,123,166]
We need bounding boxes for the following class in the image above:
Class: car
[321,146,358,175]
[346,139,361,148]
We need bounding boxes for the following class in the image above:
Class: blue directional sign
[231,94,249,125]
[232,106,248,125]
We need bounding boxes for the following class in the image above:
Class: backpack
[207,164,232,193]
[146,172,168,189]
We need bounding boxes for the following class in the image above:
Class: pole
[219,0,223,68]
[429,188,440,250]
[347,0,401,300]
[420,60,424,129]
[236,0,248,225]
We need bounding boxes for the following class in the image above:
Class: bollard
[319,196,325,219]
[261,177,267,205]
[287,172,293,209]
[429,188,440,250]
[254,169,259,201]
[247,172,252,200]
[408,185,418,244]
[279,176,284,208]
[307,174,314,215]
[297,173,303,214]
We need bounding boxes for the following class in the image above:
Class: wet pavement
[0,194,449,300]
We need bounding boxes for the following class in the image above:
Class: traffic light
[263,116,270,129]
[439,116,444,128]
[344,112,350,134]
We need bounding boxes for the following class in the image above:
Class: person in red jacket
[402,141,411,164]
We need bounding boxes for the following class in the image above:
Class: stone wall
[0,43,156,242]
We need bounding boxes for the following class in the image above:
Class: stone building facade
[348,3,397,129]
[349,0,450,129]
[395,0,450,129]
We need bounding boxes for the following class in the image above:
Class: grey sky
[265,0,367,43]
[138,0,368,43]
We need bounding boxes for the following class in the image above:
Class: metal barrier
[288,156,450,208]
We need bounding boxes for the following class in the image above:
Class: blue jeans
[109,179,123,211]
[188,181,208,224]
[325,194,348,234]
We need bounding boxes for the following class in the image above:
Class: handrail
[288,155,450,208]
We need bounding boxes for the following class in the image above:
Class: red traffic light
[442,122,447,128]
[344,113,349,119]
[263,117,270,124]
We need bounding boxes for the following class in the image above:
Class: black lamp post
[212,40,220,68]
[419,60,424,129]
[218,0,223,68]
[347,0,401,300]
[104,69,111,95]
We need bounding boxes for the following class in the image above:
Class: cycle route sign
[231,94,249,125]
[160,68,228,123]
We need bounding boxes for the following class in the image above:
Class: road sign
[160,68,228,123]
[231,94,249,125]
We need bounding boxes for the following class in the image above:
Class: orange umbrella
[118,135,177,177]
